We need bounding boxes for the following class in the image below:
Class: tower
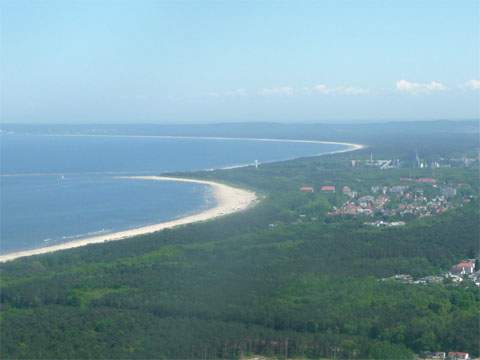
[415,149,421,168]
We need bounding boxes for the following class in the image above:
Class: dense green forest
[1,121,479,359]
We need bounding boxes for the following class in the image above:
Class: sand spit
[0,177,257,263]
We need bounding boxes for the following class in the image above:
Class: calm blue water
[1,134,346,254]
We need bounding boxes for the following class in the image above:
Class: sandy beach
[32,133,365,154]
[0,176,257,263]
[0,138,364,263]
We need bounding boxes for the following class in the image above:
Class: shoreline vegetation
[0,139,363,263]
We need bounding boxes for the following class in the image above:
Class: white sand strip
[0,139,364,263]
[0,177,257,263]
[21,133,366,154]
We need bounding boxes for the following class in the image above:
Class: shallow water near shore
[1,134,347,254]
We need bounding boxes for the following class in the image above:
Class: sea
[0,133,347,254]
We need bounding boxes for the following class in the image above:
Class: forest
[1,121,479,359]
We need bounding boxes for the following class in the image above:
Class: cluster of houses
[351,152,478,170]
[434,156,479,168]
[364,220,406,227]
[382,259,479,287]
[449,259,480,286]
[299,185,336,193]
[420,351,471,360]
[311,178,467,220]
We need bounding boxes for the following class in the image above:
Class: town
[299,177,474,223]
[351,152,479,170]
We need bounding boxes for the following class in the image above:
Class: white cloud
[464,79,480,90]
[312,84,332,94]
[396,79,447,94]
[258,86,295,96]
[311,84,369,95]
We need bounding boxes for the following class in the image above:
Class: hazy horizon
[1,0,479,124]
[1,119,479,126]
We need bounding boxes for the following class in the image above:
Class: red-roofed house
[447,352,469,360]
[321,185,336,192]
[450,260,475,275]
[300,186,314,193]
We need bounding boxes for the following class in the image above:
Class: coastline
[0,177,257,263]
[0,137,364,178]
[0,138,365,263]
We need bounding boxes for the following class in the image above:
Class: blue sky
[1,0,479,123]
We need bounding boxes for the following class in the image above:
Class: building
[421,351,446,360]
[300,186,314,193]
[450,260,475,275]
[390,185,408,194]
[431,352,446,360]
[441,186,457,198]
[342,186,354,197]
[445,273,463,283]
[321,185,336,192]
[365,220,405,227]
[416,177,437,184]
[447,352,469,360]
[358,195,375,203]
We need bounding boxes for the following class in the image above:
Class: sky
[1,0,479,123]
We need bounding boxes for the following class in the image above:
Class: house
[445,273,463,283]
[365,220,405,227]
[450,260,475,275]
[390,185,408,194]
[321,185,336,192]
[420,276,444,284]
[300,186,314,193]
[441,186,457,197]
[358,195,375,203]
[416,177,437,184]
[447,352,469,360]
[422,351,446,360]
[374,196,389,206]
[342,186,354,197]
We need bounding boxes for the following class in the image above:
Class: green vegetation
[1,122,479,359]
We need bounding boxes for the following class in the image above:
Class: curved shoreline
[0,177,258,263]
[0,135,364,177]
[0,137,365,263]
